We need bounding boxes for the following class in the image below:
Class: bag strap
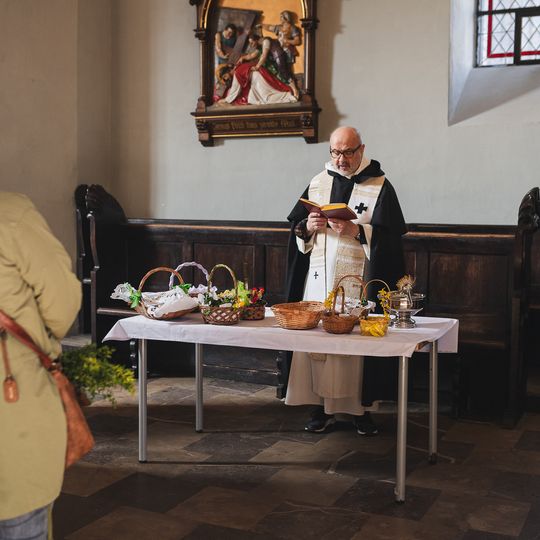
[0,310,55,371]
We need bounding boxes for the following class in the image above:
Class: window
[477,0,540,66]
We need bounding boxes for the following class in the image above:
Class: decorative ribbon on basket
[200,264,242,325]
[168,261,210,297]
[135,267,198,320]
[271,301,325,330]
[359,279,391,337]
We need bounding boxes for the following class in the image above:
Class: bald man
[285,126,407,435]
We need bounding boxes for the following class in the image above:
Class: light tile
[252,466,357,506]
[167,486,280,530]
[62,462,133,497]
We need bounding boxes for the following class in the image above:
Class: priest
[284,126,407,435]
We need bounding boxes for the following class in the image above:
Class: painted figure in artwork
[257,10,302,68]
[214,23,237,65]
[218,33,298,105]
[213,63,234,101]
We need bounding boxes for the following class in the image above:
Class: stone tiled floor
[53,378,540,539]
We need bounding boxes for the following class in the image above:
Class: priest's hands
[328,218,358,237]
[307,213,358,237]
[306,212,327,234]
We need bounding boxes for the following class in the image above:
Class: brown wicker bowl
[135,267,197,320]
[271,301,325,330]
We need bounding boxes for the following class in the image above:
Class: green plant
[60,344,135,406]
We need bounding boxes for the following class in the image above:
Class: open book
[300,198,357,220]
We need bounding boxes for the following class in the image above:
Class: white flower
[110,283,134,303]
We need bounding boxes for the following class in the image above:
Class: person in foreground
[0,193,81,539]
[284,126,407,435]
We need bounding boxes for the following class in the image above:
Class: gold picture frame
[190,0,320,146]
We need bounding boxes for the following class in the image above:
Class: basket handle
[331,285,346,314]
[362,279,391,316]
[207,264,237,299]
[138,266,184,293]
[334,274,365,304]
[168,262,209,289]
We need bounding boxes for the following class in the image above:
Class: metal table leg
[138,338,147,462]
[395,354,409,503]
[429,340,439,464]
[195,343,204,432]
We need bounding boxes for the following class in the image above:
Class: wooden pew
[75,185,539,425]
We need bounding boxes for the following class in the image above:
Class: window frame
[476,1,540,66]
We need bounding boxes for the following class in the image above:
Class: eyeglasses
[329,144,362,159]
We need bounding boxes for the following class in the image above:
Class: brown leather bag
[0,310,95,468]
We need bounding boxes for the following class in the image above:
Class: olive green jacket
[0,193,81,520]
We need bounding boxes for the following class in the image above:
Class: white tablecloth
[104,310,458,358]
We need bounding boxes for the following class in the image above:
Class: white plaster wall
[0,0,78,253]
[0,0,111,257]
[109,0,540,225]
[3,0,539,237]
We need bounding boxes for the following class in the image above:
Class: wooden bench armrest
[96,307,137,317]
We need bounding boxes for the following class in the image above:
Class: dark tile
[183,523,277,539]
[518,501,540,540]
[184,432,284,461]
[491,471,540,502]
[90,472,202,513]
[53,492,115,539]
[436,439,476,463]
[334,478,441,521]
[335,447,427,481]
[180,464,281,491]
[80,435,138,465]
[63,505,196,540]
[255,501,368,539]
[335,450,398,481]
[462,530,517,539]
[515,430,540,452]
[87,413,140,435]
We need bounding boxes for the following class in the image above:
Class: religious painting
[190,0,320,146]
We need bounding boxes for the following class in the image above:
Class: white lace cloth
[111,283,198,318]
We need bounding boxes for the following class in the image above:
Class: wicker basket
[168,261,209,297]
[201,264,241,325]
[360,316,390,337]
[329,274,370,324]
[271,301,325,330]
[322,285,357,334]
[241,304,266,321]
[359,279,392,337]
[135,267,196,320]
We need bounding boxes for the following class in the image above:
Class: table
[104,310,458,502]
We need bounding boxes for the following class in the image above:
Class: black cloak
[284,160,407,405]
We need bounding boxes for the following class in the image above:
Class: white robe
[226,70,297,105]
[285,158,384,415]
